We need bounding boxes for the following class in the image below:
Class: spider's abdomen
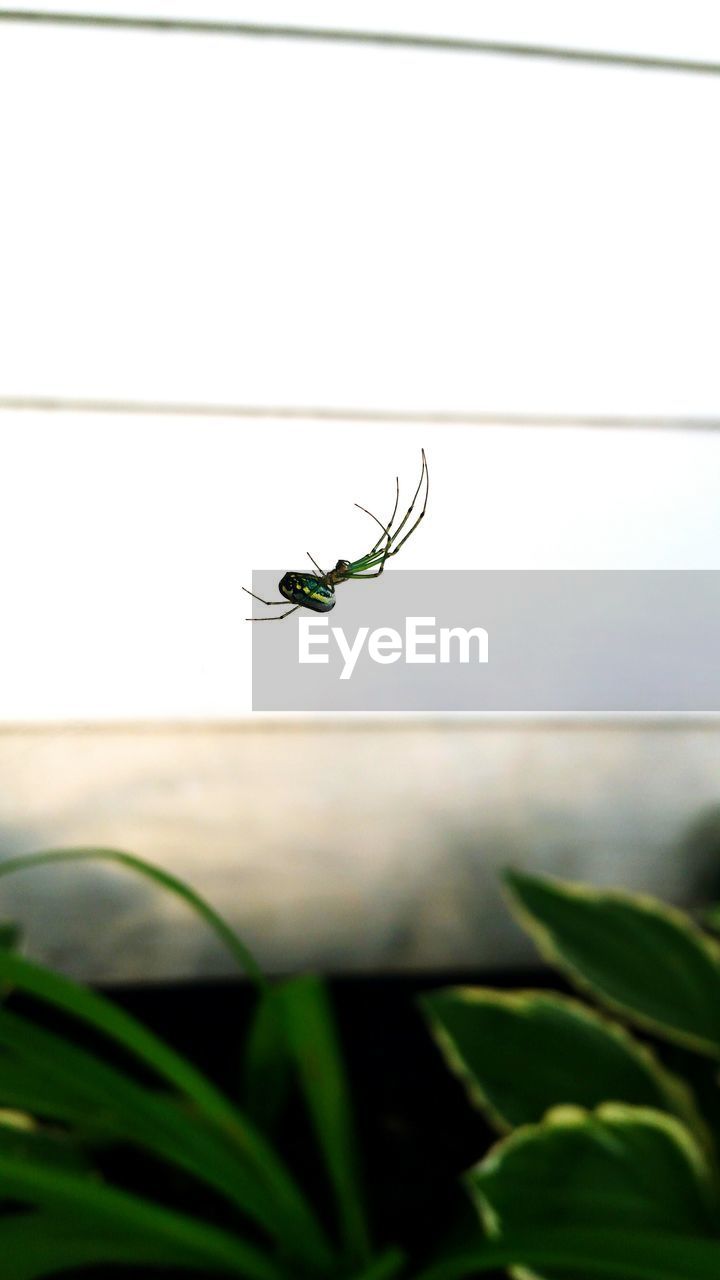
[279,572,336,613]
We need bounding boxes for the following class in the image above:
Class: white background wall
[1,4,719,414]
[0,6,719,975]
[0,417,718,717]
[1,5,720,718]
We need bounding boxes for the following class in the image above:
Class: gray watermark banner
[250,570,720,712]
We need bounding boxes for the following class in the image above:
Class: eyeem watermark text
[299,616,489,680]
[253,570,720,711]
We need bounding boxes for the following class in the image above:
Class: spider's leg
[345,450,428,576]
[350,483,397,568]
[349,475,399,568]
[306,552,326,575]
[356,448,429,569]
[242,586,288,607]
[246,605,301,622]
[360,475,400,556]
[354,502,392,558]
[384,448,428,554]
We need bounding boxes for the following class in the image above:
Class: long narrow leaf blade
[0,1154,288,1279]
[0,1005,297,1233]
[0,1215,218,1280]
[0,847,265,988]
[244,983,294,1132]
[349,1249,406,1280]
[0,1113,91,1173]
[0,944,249,1131]
[280,976,370,1263]
[0,948,331,1269]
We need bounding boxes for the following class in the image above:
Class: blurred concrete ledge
[0,721,718,983]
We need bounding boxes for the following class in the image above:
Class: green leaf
[0,1215,215,1280]
[279,975,370,1264]
[0,1044,137,1135]
[0,948,208,1110]
[469,1104,719,1280]
[412,1230,720,1280]
[0,1154,288,1278]
[0,948,332,1271]
[702,904,720,937]
[503,870,720,1056]
[349,1249,406,1280]
[0,847,265,988]
[244,983,294,1132]
[421,988,707,1141]
[0,1110,91,1173]
[0,851,334,1268]
[0,1003,311,1237]
[0,922,20,951]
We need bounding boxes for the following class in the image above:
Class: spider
[243,449,428,621]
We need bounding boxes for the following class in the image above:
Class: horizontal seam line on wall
[1,12,720,79]
[1,400,720,431]
[0,717,719,733]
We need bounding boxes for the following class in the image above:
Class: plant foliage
[2,852,720,1277]
[421,868,720,1278]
